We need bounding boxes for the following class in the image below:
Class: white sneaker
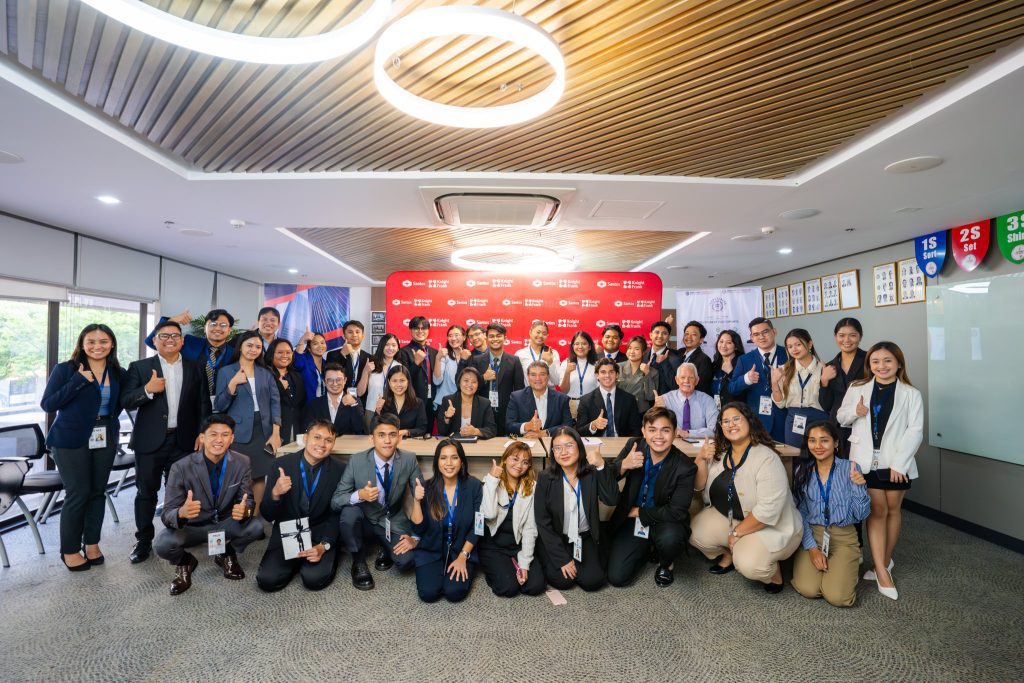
[863,558,894,581]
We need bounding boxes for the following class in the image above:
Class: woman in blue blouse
[40,324,126,571]
[293,330,329,403]
[790,421,870,607]
[410,439,482,603]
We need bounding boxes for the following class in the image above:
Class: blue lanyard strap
[814,460,836,525]
[638,449,661,508]
[210,455,229,500]
[576,361,588,388]
[206,345,228,372]
[299,459,322,500]
[871,383,895,440]
[725,444,752,507]
[500,489,518,510]
[444,481,460,544]
[562,472,581,528]
[797,368,813,405]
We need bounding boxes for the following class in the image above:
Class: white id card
[633,517,650,539]
[573,539,583,562]
[88,426,107,450]
[208,531,226,556]
[714,394,722,410]
[384,516,392,542]
[871,448,881,471]
[489,390,500,408]
[347,387,358,398]
[759,395,773,416]
[474,511,485,536]
[821,529,831,558]
[792,414,807,435]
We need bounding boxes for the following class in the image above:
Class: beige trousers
[690,507,801,583]
[791,524,861,607]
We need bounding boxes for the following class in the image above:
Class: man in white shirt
[506,362,572,437]
[655,363,719,439]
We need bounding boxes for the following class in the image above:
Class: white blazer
[837,379,924,479]
[480,473,538,571]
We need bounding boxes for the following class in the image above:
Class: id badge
[759,395,773,416]
[633,517,650,539]
[821,529,831,558]
[714,394,721,410]
[384,516,392,543]
[871,449,881,471]
[88,426,106,450]
[489,390,500,408]
[347,387,358,398]
[208,531,226,556]
[573,539,583,562]
[727,508,734,529]
[792,414,807,435]
[474,511,485,536]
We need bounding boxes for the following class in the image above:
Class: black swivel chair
[104,411,137,524]
[0,424,62,559]
[0,456,30,568]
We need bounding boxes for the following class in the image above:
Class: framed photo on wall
[371,311,386,323]
[789,282,805,315]
[873,263,898,307]
[805,278,822,313]
[898,257,926,303]
[763,288,776,318]
[839,270,860,309]
[821,274,840,312]
[776,285,790,317]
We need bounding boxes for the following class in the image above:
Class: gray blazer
[161,450,254,529]
[331,447,419,536]
[213,362,281,443]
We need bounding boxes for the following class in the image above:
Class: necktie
[605,392,616,437]
[382,463,390,504]
[206,347,218,396]
[422,349,430,396]
[763,352,771,372]
[682,398,691,430]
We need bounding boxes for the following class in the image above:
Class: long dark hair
[383,364,419,411]
[852,341,912,387]
[69,323,122,374]
[371,333,401,374]
[546,426,593,477]
[265,338,295,376]
[792,420,839,506]
[711,401,779,461]
[427,438,469,521]
[781,328,821,390]
[233,331,267,368]
[569,330,599,364]
[711,329,744,373]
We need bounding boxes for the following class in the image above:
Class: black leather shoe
[170,553,199,595]
[654,565,674,587]
[129,542,152,564]
[764,579,785,594]
[709,561,734,575]
[83,545,105,566]
[351,560,375,590]
[374,547,394,571]
[61,553,91,572]
[214,552,245,580]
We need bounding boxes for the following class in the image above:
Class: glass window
[0,298,49,433]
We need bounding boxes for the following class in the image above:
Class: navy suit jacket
[505,388,573,435]
[40,361,125,449]
[145,317,238,367]
[727,346,789,437]
[305,394,366,436]
[410,477,483,567]
[261,451,346,549]
[214,363,281,443]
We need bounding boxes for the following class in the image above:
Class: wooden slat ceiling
[3,0,1024,178]
[288,226,696,279]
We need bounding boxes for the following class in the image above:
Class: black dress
[275,370,306,444]
[819,349,868,457]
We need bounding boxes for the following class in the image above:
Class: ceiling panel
[2,0,1024,178]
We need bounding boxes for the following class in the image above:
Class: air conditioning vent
[435,193,561,228]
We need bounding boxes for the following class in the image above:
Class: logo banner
[674,288,764,353]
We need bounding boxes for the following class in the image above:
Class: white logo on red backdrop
[402,280,412,288]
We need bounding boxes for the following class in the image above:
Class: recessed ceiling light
[894,206,923,214]
[665,265,689,270]
[96,195,121,205]
[885,156,943,174]
[179,228,212,237]
[288,268,299,274]
[778,247,793,255]
[731,234,763,242]
[779,208,819,220]
[0,149,24,164]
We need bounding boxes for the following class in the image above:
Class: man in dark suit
[679,320,714,396]
[256,419,345,592]
[304,363,366,436]
[325,320,373,405]
[470,323,525,437]
[397,315,439,429]
[648,320,682,395]
[576,358,642,438]
[145,308,238,399]
[505,361,572,436]
[599,324,628,363]
[728,317,789,441]
[153,414,263,595]
[122,320,210,564]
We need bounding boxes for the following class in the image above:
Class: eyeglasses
[206,322,231,329]
[720,416,745,426]
[324,378,345,384]
[412,326,429,331]
[750,329,772,338]
[156,333,182,341]
[506,457,529,467]
[551,444,577,454]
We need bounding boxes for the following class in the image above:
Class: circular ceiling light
[374,6,566,128]
[79,0,391,65]
[451,244,573,272]
[885,156,943,174]
[779,208,820,220]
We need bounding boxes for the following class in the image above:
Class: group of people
[39,306,923,606]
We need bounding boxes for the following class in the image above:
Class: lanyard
[871,383,895,442]
[206,345,229,373]
[725,444,751,520]
[797,368,813,405]
[562,472,581,533]
[528,346,540,362]
[638,449,661,508]
[299,459,322,500]
[500,489,518,510]
[490,354,501,392]
[350,353,360,387]
[385,359,395,376]
[87,364,110,389]
[576,360,588,390]
[814,460,836,525]
[444,481,460,546]
[210,454,229,500]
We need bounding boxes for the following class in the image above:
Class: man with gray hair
[654,362,719,438]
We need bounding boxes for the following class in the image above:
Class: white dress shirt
[150,354,183,429]
[562,476,589,538]
[519,390,549,435]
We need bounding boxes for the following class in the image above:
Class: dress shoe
[351,560,375,591]
[863,558,894,581]
[83,546,105,566]
[129,542,151,564]
[374,547,394,571]
[170,553,199,595]
[654,565,674,587]
[61,553,91,572]
[214,552,245,580]
[874,567,899,600]
[708,561,734,575]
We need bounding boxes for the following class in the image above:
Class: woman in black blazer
[375,365,428,438]
[410,439,483,602]
[710,329,745,409]
[533,426,618,592]
[436,366,497,439]
[266,339,307,444]
[39,324,126,571]
[818,318,868,456]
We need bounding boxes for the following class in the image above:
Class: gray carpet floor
[1,491,1022,683]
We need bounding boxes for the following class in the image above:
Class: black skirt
[864,468,911,491]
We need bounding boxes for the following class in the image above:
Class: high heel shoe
[863,558,894,581]
[61,554,91,572]
[83,545,105,566]
[874,568,898,600]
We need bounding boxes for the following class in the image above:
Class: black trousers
[153,518,263,565]
[337,505,415,570]
[606,520,688,587]
[537,532,605,592]
[133,431,188,543]
[256,542,340,592]
[52,442,116,554]
[478,540,546,597]
[414,558,475,603]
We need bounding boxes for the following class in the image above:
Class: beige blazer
[701,444,802,553]
[836,379,923,479]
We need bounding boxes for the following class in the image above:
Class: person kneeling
[605,407,697,588]
[256,419,346,592]
[410,439,482,603]
[153,414,263,595]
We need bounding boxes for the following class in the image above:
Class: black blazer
[397,343,440,403]
[325,348,373,402]
[381,398,428,437]
[606,438,697,535]
[819,349,869,419]
[469,351,525,435]
[273,369,307,443]
[436,393,497,439]
[410,476,483,567]
[533,466,618,568]
[575,387,642,438]
[649,348,682,395]
[260,451,346,550]
[505,388,573,435]
[679,347,714,395]
[121,355,209,453]
[306,394,366,436]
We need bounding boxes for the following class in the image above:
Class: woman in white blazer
[837,341,922,600]
[477,441,546,597]
[690,401,802,594]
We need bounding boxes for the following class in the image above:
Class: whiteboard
[926,271,1024,464]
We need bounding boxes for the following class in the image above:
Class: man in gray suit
[332,413,420,590]
[153,414,263,595]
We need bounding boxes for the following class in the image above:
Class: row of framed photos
[873,258,925,307]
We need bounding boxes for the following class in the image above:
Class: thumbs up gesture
[541,348,553,364]
[78,363,94,382]
[653,390,665,408]
[528,410,542,433]
[366,359,376,373]
[413,478,425,501]
[412,348,426,366]
[855,394,869,418]
[231,493,249,521]
[179,489,201,520]
[483,365,496,381]
[359,480,380,503]
[444,399,456,420]
[620,442,644,473]
[591,409,608,432]
[341,342,354,357]
[770,366,784,387]
[698,437,716,463]
[489,458,503,479]
[665,313,675,326]
[639,362,650,376]
[850,462,866,486]
[374,397,386,414]
[341,391,358,407]
[745,366,760,384]
[169,309,192,325]
[565,359,577,375]
[585,444,604,468]
[459,348,472,361]
[272,467,292,498]
[145,368,166,394]
[229,368,248,390]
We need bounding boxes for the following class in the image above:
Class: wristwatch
[461,550,471,559]
[321,542,331,552]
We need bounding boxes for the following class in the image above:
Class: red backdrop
[385,271,664,353]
